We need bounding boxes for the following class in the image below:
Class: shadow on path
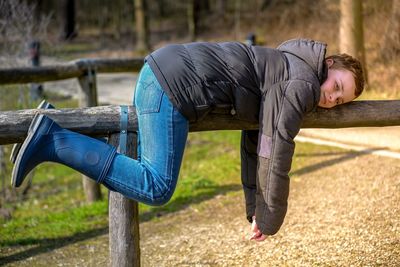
[0,227,107,266]
[292,147,384,177]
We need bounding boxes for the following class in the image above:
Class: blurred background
[1,1,400,265]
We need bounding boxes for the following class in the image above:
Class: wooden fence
[1,59,400,267]
[1,58,142,203]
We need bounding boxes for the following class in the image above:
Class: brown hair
[325,54,365,97]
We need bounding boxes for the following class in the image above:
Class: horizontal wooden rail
[1,100,399,145]
[0,58,144,84]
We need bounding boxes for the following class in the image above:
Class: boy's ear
[325,58,334,68]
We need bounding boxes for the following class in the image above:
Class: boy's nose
[328,93,335,103]
[328,92,338,103]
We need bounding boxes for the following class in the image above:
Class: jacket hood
[277,39,328,84]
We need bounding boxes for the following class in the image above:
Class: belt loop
[119,105,129,154]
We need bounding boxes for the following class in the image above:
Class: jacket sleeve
[256,80,318,235]
[240,130,259,223]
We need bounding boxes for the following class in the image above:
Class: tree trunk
[59,0,76,40]
[339,0,368,84]
[156,0,166,17]
[216,0,226,15]
[198,0,210,12]
[134,0,150,55]
[34,0,43,25]
[234,0,242,40]
[380,0,400,61]
[187,0,197,41]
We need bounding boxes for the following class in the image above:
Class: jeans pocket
[137,81,164,115]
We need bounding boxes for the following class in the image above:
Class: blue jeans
[103,63,189,205]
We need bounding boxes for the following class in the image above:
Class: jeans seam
[106,175,153,200]
[141,156,170,198]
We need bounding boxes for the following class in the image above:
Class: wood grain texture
[108,133,140,267]
[1,101,399,145]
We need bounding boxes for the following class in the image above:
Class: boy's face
[318,64,356,109]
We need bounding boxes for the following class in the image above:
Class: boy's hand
[249,216,268,242]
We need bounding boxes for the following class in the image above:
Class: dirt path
[137,149,400,266]
[3,145,399,266]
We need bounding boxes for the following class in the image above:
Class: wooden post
[0,146,5,202]
[28,40,44,101]
[78,64,102,202]
[108,132,141,267]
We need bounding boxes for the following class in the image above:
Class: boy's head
[318,54,365,108]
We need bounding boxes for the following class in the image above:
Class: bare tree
[339,0,368,84]
[59,0,77,40]
[380,0,400,61]
[0,0,51,67]
[187,0,197,41]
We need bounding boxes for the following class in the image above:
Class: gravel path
[138,149,400,266]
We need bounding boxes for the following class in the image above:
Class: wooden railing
[1,101,400,145]
[0,58,143,84]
